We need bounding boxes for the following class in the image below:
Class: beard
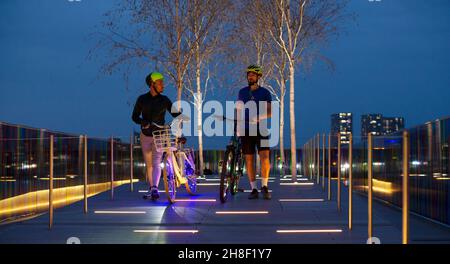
[248,80,257,86]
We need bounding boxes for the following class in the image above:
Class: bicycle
[216,115,245,203]
[151,119,197,203]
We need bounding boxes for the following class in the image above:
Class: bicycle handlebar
[213,114,240,122]
[151,115,190,129]
[213,114,257,125]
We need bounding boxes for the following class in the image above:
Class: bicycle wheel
[163,154,176,203]
[220,147,234,203]
[184,151,197,195]
[231,150,244,195]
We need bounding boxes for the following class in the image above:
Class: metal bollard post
[307,141,310,179]
[303,144,306,178]
[303,143,306,179]
[309,140,312,179]
[402,131,410,244]
[313,137,316,181]
[312,139,314,180]
[309,139,314,180]
[84,135,88,214]
[337,132,341,211]
[317,134,320,185]
[110,136,114,200]
[130,134,134,192]
[322,134,325,189]
[309,140,311,179]
[348,133,353,230]
[368,133,373,238]
[314,134,320,184]
[328,134,331,201]
[49,134,54,229]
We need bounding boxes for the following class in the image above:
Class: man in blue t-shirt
[237,65,272,200]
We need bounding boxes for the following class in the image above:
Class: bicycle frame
[166,143,195,185]
[152,118,197,202]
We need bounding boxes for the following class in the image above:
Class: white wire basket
[152,128,177,152]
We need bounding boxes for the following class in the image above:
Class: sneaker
[248,188,259,199]
[150,187,160,200]
[261,186,271,200]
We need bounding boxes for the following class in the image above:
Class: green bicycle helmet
[145,72,164,86]
[246,64,262,76]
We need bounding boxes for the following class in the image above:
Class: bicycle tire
[184,151,197,195]
[220,147,235,203]
[163,154,176,204]
[231,150,243,195]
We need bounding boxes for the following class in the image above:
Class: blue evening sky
[1,0,449,149]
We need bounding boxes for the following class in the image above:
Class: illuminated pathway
[0,175,449,244]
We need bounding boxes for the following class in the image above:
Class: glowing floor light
[134,230,198,234]
[277,229,342,233]
[174,199,216,202]
[280,182,314,186]
[95,211,147,214]
[278,199,324,202]
[282,175,304,178]
[243,190,273,193]
[280,178,308,181]
[216,211,269,215]
[197,183,220,186]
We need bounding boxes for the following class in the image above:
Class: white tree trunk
[196,71,204,177]
[279,90,285,176]
[177,80,182,111]
[289,64,297,181]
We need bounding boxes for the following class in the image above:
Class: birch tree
[253,0,351,180]
[183,0,234,177]
[90,0,197,110]
[233,0,289,176]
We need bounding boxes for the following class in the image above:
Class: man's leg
[140,133,154,188]
[245,154,256,187]
[259,150,271,187]
[257,133,271,199]
[150,137,163,188]
[242,136,259,199]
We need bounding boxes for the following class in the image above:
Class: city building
[331,113,353,144]
[383,117,405,135]
[361,114,383,136]
[361,114,405,136]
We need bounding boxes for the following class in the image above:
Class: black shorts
[241,133,270,155]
